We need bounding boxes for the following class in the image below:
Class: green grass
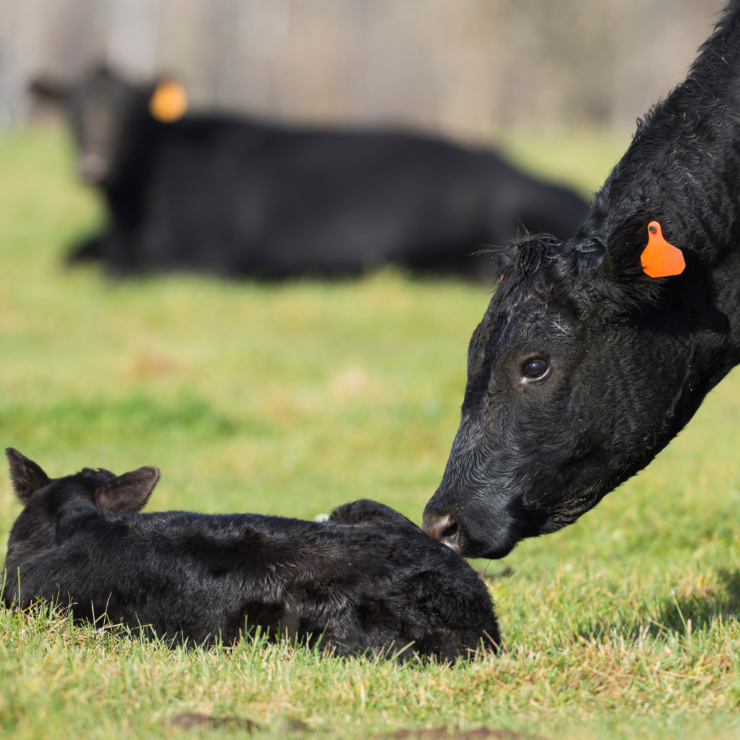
[1,126,740,739]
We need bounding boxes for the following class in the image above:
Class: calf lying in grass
[1,449,499,660]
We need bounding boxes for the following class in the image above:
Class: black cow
[30,67,589,279]
[423,0,740,559]
[2,449,499,660]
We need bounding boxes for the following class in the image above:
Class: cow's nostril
[440,520,458,543]
[423,513,461,552]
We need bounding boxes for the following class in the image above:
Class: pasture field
[2,127,740,739]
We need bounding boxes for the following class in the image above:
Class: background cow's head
[29,67,186,186]
[423,209,726,559]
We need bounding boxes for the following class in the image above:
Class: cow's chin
[426,495,557,561]
[457,537,516,560]
[424,500,529,561]
[453,517,523,560]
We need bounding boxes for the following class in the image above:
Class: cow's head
[29,67,186,185]
[423,211,713,559]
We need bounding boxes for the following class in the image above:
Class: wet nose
[422,512,460,551]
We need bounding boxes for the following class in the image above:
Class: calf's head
[29,67,187,185]
[423,214,708,559]
[6,448,160,513]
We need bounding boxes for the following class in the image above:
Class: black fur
[2,450,499,661]
[29,67,589,280]
[424,0,740,558]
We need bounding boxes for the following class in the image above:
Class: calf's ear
[5,448,50,503]
[94,466,160,513]
[329,499,419,530]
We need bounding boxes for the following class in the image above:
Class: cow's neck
[104,111,163,230]
[686,0,740,101]
[584,1,740,424]
[594,0,740,245]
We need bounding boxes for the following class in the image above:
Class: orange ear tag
[640,221,685,278]
[149,81,188,123]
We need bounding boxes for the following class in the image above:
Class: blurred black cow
[30,68,589,279]
[2,449,499,661]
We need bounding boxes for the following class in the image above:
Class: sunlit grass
[1,126,740,739]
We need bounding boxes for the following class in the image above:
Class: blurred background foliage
[0,0,726,136]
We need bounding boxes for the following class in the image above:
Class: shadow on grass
[568,568,740,644]
[648,567,740,636]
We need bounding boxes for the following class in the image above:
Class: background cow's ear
[6,448,50,503]
[28,78,67,102]
[91,64,114,80]
[602,212,654,282]
[148,79,188,123]
[94,466,160,513]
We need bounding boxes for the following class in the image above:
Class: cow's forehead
[488,269,565,329]
[72,73,130,102]
[485,295,567,354]
[475,244,594,357]
[492,236,603,316]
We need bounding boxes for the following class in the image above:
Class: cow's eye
[522,358,549,380]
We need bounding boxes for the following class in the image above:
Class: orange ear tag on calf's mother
[640,221,685,278]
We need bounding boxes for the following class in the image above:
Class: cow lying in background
[30,67,589,280]
[1,449,499,660]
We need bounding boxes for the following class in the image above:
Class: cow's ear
[6,449,50,503]
[602,212,685,284]
[28,78,67,102]
[148,79,187,123]
[94,466,160,513]
[602,212,655,282]
[92,64,114,80]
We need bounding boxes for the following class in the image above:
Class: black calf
[2,450,499,660]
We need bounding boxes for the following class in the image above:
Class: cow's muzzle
[422,510,461,552]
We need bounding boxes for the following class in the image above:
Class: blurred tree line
[0,0,724,138]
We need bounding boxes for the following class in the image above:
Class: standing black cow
[2,449,498,660]
[424,0,740,558]
[30,67,589,279]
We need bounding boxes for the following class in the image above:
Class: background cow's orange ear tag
[640,221,685,278]
[149,80,188,123]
